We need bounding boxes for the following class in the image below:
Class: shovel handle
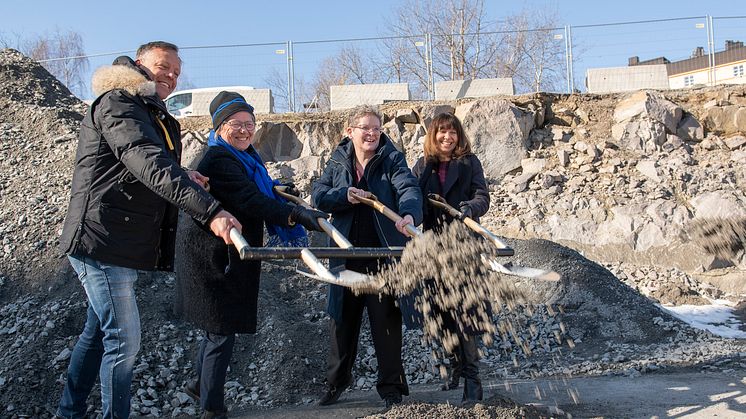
[350,191,421,238]
[300,248,336,282]
[230,227,251,259]
[427,195,509,249]
[274,186,353,249]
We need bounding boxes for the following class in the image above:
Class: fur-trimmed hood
[91,63,156,98]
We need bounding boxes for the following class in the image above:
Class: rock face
[455,98,534,179]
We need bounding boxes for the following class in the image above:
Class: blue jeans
[57,255,141,419]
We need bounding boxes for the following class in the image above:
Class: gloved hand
[458,203,473,220]
[289,206,329,232]
[281,182,301,197]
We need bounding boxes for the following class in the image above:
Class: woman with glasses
[174,91,327,418]
[311,105,422,409]
[412,112,489,403]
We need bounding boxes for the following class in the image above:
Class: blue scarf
[208,130,308,247]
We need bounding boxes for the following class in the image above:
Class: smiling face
[435,125,458,160]
[347,114,381,159]
[217,111,256,151]
[136,47,181,99]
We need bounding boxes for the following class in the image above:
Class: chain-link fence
[38,14,746,113]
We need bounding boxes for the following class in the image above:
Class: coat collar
[91,62,157,98]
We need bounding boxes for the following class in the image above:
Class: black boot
[461,337,483,402]
[440,348,463,391]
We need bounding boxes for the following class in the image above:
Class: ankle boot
[461,337,483,401]
[440,350,462,390]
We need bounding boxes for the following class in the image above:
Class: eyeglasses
[352,126,382,134]
[224,120,256,131]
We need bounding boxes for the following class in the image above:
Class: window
[165,93,192,112]
[734,64,744,78]
[683,75,695,87]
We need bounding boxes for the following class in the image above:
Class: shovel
[427,194,560,282]
[229,227,380,289]
[350,191,559,282]
[274,185,353,248]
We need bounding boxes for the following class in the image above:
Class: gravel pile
[0,48,86,294]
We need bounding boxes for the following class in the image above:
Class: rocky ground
[1,48,746,418]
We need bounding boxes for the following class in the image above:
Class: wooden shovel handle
[274,186,353,249]
[427,195,509,249]
[350,191,421,238]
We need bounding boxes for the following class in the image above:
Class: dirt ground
[231,370,746,419]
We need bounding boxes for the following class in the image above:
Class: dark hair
[423,113,471,162]
[136,41,179,59]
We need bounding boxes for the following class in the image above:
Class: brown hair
[423,113,471,162]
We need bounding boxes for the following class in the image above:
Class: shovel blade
[483,256,561,282]
[295,265,383,290]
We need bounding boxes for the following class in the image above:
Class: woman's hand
[395,214,415,236]
[347,187,371,204]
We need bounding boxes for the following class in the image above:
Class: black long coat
[174,146,293,334]
[411,154,491,335]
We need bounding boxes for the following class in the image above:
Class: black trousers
[195,332,235,411]
[326,289,409,399]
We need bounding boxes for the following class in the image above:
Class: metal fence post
[568,25,575,93]
[564,25,571,93]
[289,40,296,112]
[708,15,716,86]
[426,33,434,100]
[285,41,293,112]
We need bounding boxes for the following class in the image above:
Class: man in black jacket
[56,41,240,419]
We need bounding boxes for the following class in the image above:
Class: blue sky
[2,1,744,98]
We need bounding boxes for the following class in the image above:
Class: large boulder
[455,98,534,179]
[702,105,746,135]
[611,91,684,152]
[252,122,303,162]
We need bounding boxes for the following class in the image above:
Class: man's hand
[347,187,371,204]
[187,170,210,191]
[395,214,415,237]
[208,210,242,244]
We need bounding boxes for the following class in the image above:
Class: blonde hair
[347,105,382,128]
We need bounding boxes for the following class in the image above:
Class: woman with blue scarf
[174,91,327,418]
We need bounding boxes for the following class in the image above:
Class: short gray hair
[136,41,179,59]
[347,105,382,128]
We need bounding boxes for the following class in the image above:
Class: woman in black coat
[411,112,489,402]
[311,105,422,409]
[174,91,326,418]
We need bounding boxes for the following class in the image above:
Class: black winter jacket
[412,154,489,229]
[311,134,423,323]
[174,146,294,334]
[59,62,221,271]
[412,154,491,335]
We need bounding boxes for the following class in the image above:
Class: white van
[165,86,274,117]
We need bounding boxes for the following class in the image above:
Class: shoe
[318,383,349,406]
[383,393,403,409]
[440,375,460,391]
[184,378,200,402]
[201,410,228,419]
